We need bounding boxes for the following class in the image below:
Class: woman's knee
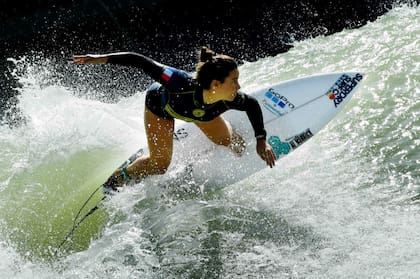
[196,116,233,146]
[150,157,171,174]
[213,134,231,146]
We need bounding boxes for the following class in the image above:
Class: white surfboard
[109,72,364,189]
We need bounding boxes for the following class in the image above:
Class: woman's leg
[127,107,175,178]
[195,115,232,146]
[195,115,246,155]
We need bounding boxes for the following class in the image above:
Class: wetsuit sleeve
[106,52,191,91]
[228,92,267,139]
[106,52,165,82]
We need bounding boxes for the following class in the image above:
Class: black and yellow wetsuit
[107,52,267,139]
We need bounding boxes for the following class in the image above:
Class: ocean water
[0,4,419,278]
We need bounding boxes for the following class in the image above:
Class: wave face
[0,5,419,278]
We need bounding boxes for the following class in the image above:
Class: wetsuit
[107,52,267,139]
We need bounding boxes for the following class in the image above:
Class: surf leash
[55,165,133,254]
[55,149,144,255]
[55,183,108,255]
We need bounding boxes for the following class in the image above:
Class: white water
[0,5,419,278]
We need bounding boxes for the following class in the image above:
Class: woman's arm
[230,93,276,167]
[245,96,276,168]
[71,52,165,81]
[71,54,108,64]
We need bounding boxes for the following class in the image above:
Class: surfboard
[105,72,364,190]
[59,71,365,251]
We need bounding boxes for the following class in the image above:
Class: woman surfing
[71,46,276,192]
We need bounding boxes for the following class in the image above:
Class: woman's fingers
[264,149,276,168]
[259,147,276,168]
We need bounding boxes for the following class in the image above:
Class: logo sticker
[268,136,291,158]
[327,73,363,108]
[192,109,205,117]
[268,128,314,157]
[286,129,313,149]
[173,128,188,140]
[161,68,173,81]
[263,88,295,116]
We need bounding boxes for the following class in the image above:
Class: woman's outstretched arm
[71,52,166,81]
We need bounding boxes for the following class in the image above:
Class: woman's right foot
[102,172,125,195]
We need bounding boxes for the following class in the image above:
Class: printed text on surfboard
[328,73,363,107]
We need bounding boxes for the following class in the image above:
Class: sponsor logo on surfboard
[268,129,314,158]
[173,128,188,140]
[285,129,313,149]
[327,73,363,108]
[268,136,291,158]
[263,88,295,116]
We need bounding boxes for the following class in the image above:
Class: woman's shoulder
[162,67,196,91]
[164,67,193,79]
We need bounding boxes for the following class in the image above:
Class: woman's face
[217,69,241,101]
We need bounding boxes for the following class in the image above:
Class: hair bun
[199,46,214,63]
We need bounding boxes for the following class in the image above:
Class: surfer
[71,47,276,190]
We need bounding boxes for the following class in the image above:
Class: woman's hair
[195,46,238,90]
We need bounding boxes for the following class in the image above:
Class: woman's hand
[70,54,108,65]
[256,138,276,168]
